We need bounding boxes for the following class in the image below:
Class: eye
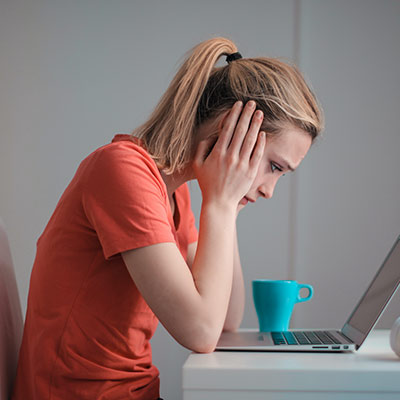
[270,162,286,177]
[270,162,283,173]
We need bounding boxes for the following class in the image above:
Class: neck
[160,165,194,200]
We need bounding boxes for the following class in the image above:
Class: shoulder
[81,134,165,190]
[90,135,156,170]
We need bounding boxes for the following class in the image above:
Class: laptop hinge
[341,323,366,348]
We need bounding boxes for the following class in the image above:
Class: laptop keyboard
[271,331,341,345]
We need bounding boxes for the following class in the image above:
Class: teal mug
[252,280,313,332]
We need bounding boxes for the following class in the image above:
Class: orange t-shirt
[12,135,198,400]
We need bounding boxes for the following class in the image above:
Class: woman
[13,37,323,399]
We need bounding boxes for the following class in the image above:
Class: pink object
[390,317,400,358]
[0,218,23,400]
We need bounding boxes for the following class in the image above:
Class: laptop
[216,235,400,352]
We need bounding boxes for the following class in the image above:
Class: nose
[258,179,277,199]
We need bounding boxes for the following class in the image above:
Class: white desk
[182,330,400,400]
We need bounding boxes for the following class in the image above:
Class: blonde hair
[133,37,323,174]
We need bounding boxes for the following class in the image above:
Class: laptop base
[216,330,356,352]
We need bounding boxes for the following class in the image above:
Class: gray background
[1,1,399,399]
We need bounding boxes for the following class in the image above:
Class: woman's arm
[186,226,245,333]
[122,101,265,353]
[223,225,245,331]
[122,203,237,353]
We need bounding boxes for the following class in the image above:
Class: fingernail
[248,101,256,109]
[236,100,243,108]
[256,110,263,119]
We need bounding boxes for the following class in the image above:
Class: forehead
[266,127,312,169]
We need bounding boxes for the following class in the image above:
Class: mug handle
[296,284,313,303]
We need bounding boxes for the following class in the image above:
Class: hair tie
[226,52,242,64]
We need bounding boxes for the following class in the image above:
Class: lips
[239,196,255,205]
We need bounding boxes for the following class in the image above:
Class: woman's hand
[193,100,266,211]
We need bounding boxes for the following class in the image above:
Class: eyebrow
[274,156,296,172]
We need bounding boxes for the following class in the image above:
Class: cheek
[255,158,268,181]
[250,165,266,190]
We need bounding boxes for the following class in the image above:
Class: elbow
[190,341,216,354]
[184,330,220,354]
[178,320,222,353]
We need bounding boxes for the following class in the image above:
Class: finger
[228,100,257,153]
[240,110,264,161]
[249,131,266,171]
[215,101,243,150]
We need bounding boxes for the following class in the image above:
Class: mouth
[239,196,255,206]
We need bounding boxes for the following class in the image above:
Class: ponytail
[134,37,237,174]
[134,37,323,174]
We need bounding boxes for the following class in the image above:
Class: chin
[237,203,246,212]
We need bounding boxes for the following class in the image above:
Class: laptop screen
[346,236,400,335]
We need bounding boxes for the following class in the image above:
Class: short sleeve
[81,141,175,259]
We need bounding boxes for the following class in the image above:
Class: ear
[217,110,231,131]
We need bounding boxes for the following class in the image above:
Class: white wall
[1,1,399,399]
[292,0,400,330]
